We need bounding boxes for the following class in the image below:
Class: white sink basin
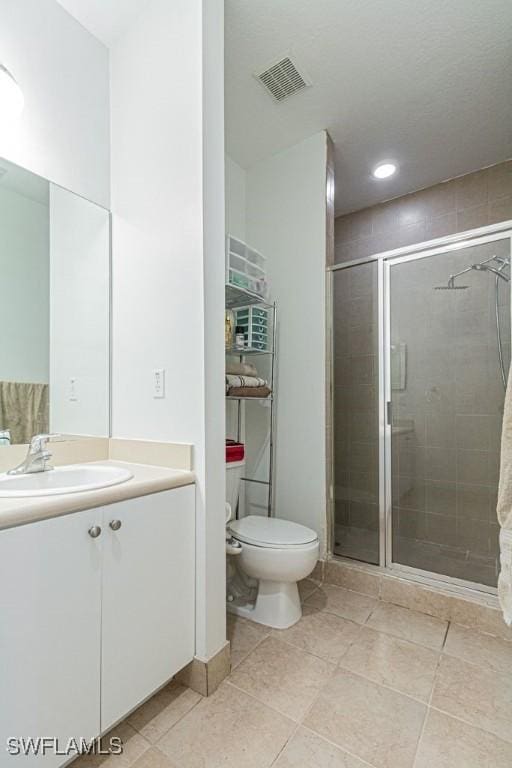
[0,464,133,498]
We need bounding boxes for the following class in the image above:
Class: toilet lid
[229,515,318,548]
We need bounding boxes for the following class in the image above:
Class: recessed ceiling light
[372,162,397,180]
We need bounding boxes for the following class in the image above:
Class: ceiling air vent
[256,56,311,102]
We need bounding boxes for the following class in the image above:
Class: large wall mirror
[0,157,110,445]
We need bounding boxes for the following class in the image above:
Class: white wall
[49,184,110,437]
[246,132,328,553]
[0,0,110,207]
[225,156,246,241]
[111,0,226,660]
[0,186,49,384]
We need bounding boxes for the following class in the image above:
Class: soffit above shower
[56,0,151,47]
[225,0,512,216]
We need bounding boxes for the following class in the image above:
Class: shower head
[434,284,469,290]
[433,254,510,292]
[434,273,469,290]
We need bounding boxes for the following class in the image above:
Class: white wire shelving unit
[225,283,276,518]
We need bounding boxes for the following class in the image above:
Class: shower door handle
[386,401,392,426]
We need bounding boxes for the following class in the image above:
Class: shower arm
[447,266,473,288]
[448,255,510,287]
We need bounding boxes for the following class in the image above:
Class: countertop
[0,460,195,531]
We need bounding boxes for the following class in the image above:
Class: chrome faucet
[8,434,61,475]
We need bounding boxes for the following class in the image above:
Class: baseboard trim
[176,642,231,697]
[317,557,512,641]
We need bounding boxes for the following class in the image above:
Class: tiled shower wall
[333,160,512,586]
[334,161,512,264]
[389,240,510,586]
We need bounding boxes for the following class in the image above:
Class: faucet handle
[30,433,61,451]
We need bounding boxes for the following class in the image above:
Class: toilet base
[227,579,302,629]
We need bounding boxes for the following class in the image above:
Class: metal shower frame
[328,219,512,599]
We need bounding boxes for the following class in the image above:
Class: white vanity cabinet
[0,507,103,767]
[100,486,195,730]
[0,484,195,766]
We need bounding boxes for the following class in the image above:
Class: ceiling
[225,0,512,214]
[56,0,150,46]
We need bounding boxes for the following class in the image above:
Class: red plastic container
[226,440,245,463]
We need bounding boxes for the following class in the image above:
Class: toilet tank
[226,459,245,521]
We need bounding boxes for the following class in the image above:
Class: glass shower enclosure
[331,227,512,591]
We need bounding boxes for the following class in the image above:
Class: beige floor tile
[228,636,334,721]
[431,654,512,743]
[227,614,270,669]
[339,626,439,701]
[298,578,320,602]
[273,727,370,768]
[126,680,201,743]
[443,623,512,674]
[157,681,294,768]
[366,602,448,649]
[304,669,426,768]
[130,749,175,768]
[72,722,150,768]
[305,584,377,624]
[415,709,512,768]
[272,605,361,663]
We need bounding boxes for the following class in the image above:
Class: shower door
[331,227,512,591]
[385,234,511,588]
[332,260,381,564]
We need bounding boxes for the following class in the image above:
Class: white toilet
[226,460,319,629]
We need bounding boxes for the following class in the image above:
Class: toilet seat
[229,515,318,549]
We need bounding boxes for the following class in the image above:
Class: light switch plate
[69,377,78,401]
[153,368,165,398]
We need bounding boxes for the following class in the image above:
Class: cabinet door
[100,486,195,730]
[0,509,102,767]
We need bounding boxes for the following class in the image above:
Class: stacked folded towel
[226,361,258,376]
[226,374,266,389]
[225,373,271,399]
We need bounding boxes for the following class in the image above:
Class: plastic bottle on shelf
[235,326,246,350]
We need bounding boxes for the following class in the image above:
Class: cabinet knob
[88,525,102,538]
[109,519,122,531]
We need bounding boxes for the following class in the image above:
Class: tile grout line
[268,720,302,767]
[427,702,512,746]
[224,678,301,725]
[271,619,364,665]
[412,628,449,767]
[299,724,380,768]
[228,621,272,671]
[130,700,203,749]
[332,661,436,708]
[304,599,449,653]
[233,630,339,672]
[440,618,451,649]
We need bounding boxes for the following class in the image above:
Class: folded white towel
[499,528,512,626]
[226,361,258,376]
[226,374,267,390]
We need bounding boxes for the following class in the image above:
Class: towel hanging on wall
[497,363,512,624]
